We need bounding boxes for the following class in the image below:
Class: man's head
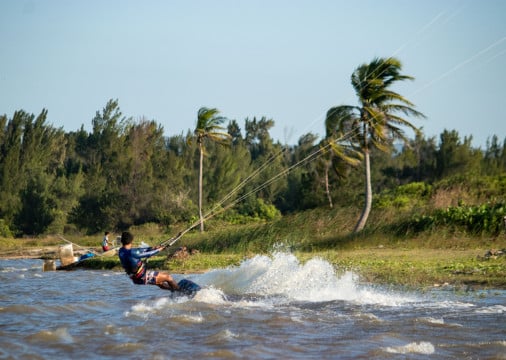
[121,231,134,246]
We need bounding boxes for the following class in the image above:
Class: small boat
[53,243,96,271]
[57,251,96,270]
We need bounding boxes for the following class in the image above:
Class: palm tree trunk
[198,142,204,232]
[324,163,333,208]
[354,148,372,233]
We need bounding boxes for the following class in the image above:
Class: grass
[67,247,506,289]
[1,205,505,289]
[306,249,506,289]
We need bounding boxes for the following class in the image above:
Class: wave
[187,251,418,306]
[128,251,493,315]
[383,341,435,355]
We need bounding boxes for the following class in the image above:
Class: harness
[130,261,147,284]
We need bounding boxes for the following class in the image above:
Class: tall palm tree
[325,57,425,232]
[193,107,231,232]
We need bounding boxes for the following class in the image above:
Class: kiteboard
[177,278,201,295]
[161,278,201,296]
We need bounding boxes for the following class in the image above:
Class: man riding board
[118,231,179,291]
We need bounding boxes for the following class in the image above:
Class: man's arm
[132,247,162,259]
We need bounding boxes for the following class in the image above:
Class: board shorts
[130,270,158,285]
[131,270,159,285]
[144,270,159,285]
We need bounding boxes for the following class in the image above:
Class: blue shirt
[118,246,161,280]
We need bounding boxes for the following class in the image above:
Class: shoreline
[1,246,505,290]
[0,247,62,260]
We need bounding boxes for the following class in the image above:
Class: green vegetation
[325,57,425,232]
[1,57,506,289]
[1,58,505,238]
[396,203,506,236]
[3,202,504,289]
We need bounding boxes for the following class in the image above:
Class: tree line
[1,57,505,237]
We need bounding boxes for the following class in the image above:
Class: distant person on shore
[102,231,110,252]
[118,231,180,291]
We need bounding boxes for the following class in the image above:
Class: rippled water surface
[1,254,505,359]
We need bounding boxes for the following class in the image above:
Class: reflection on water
[0,253,505,359]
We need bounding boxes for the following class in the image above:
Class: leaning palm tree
[193,107,231,232]
[325,57,425,232]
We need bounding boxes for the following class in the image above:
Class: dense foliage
[1,99,505,237]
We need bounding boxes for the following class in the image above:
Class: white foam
[191,285,280,308]
[196,251,418,306]
[204,328,240,344]
[417,317,464,329]
[125,297,172,317]
[359,312,381,321]
[0,267,16,273]
[418,317,445,325]
[1,267,29,273]
[192,287,228,304]
[31,327,74,344]
[430,300,475,309]
[198,254,274,294]
[475,305,506,314]
[383,341,435,354]
[176,313,205,323]
[216,329,238,341]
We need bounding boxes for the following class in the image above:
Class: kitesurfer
[118,231,179,291]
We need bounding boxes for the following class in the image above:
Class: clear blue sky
[1,0,505,148]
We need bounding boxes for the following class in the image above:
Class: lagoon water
[0,253,505,359]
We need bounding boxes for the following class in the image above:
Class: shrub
[0,219,13,238]
[375,182,432,209]
[395,203,506,236]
